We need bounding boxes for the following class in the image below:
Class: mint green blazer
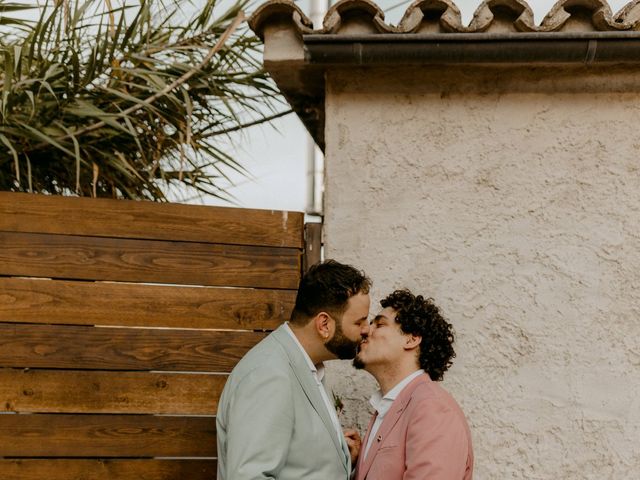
[217,325,351,480]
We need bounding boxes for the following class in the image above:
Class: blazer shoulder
[228,333,291,380]
[409,380,465,415]
[405,381,472,441]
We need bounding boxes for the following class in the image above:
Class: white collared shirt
[363,369,425,459]
[283,323,343,442]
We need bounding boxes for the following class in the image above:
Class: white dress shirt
[283,323,343,441]
[363,369,425,459]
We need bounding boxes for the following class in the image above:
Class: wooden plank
[0,459,216,480]
[0,278,294,329]
[0,369,226,414]
[0,414,216,457]
[0,191,304,248]
[0,324,266,372]
[0,232,301,289]
[303,222,322,272]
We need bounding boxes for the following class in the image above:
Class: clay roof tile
[250,0,640,35]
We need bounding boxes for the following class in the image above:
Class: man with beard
[352,289,473,480]
[217,260,370,480]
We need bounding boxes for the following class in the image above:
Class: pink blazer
[354,373,473,480]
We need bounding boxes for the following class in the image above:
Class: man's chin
[352,355,366,370]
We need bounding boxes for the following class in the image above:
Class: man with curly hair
[352,289,473,480]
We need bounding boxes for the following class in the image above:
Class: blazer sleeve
[223,365,295,480]
[403,397,470,480]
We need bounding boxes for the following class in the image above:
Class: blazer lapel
[358,374,428,479]
[322,374,351,470]
[355,412,377,480]
[272,326,350,473]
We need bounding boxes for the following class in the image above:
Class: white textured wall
[323,66,640,479]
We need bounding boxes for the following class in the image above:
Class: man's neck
[370,362,421,396]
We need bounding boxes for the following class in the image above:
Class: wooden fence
[0,192,308,479]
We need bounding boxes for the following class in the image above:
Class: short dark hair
[290,260,371,325]
[381,289,455,381]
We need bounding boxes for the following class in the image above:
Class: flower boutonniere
[332,391,345,418]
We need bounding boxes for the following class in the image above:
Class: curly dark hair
[380,289,455,381]
[290,260,371,325]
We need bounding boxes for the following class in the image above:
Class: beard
[325,320,360,360]
[352,340,366,369]
[352,353,365,370]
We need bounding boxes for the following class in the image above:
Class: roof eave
[250,0,640,148]
[262,32,640,149]
[304,32,640,65]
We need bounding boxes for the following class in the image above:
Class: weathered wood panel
[0,369,226,414]
[0,324,266,372]
[0,192,303,248]
[0,459,217,480]
[0,414,216,457]
[0,232,300,289]
[0,192,303,479]
[0,278,294,329]
[303,222,322,272]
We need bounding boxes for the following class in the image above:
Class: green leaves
[0,0,290,201]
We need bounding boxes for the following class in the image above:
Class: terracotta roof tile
[249,0,640,38]
[249,0,314,38]
[323,0,392,34]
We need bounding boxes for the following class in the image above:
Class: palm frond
[0,0,290,201]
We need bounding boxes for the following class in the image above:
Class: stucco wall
[322,66,640,479]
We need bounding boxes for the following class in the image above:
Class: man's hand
[343,428,362,464]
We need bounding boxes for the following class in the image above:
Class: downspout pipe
[303,32,640,65]
[305,0,329,217]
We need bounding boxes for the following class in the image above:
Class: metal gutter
[303,32,640,65]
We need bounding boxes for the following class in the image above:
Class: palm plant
[0,0,290,201]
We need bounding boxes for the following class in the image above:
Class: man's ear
[314,312,332,340]
[404,334,422,350]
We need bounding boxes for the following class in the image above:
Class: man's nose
[360,323,370,337]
